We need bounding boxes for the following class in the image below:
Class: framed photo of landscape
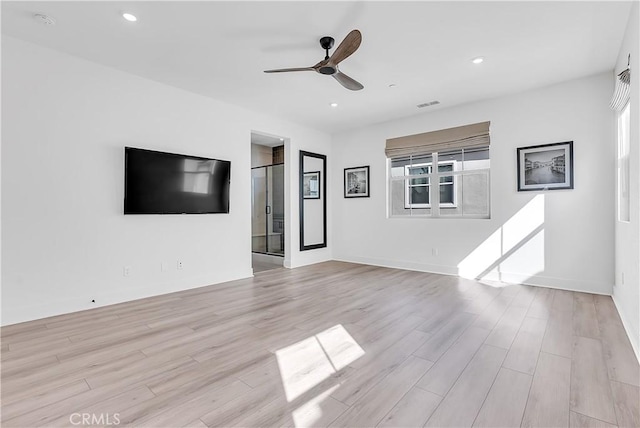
[517,141,573,192]
[344,165,370,198]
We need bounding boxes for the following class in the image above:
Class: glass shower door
[268,164,284,255]
[251,164,284,256]
[251,167,267,253]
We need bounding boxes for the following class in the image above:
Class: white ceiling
[1,1,632,134]
[251,132,284,147]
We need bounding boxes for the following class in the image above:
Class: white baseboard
[289,253,333,269]
[1,270,254,327]
[333,255,611,294]
[611,294,640,364]
[332,255,459,277]
[479,271,612,295]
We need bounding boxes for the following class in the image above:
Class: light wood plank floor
[1,262,638,427]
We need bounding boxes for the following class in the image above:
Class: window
[390,146,490,218]
[386,121,491,219]
[618,102,630,222]
[404,161,457,208]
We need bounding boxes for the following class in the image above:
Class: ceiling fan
[264,29,364,91]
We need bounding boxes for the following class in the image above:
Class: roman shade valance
[385,121,491,158]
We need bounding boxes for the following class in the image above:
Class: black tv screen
[124,147,230,214]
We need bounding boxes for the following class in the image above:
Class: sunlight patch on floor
[316,324,365,370]
[291,384,341,427]
[275,324,364,403]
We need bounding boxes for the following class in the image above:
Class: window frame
[403,160,458,209]
[617,101,631,223]
[388,148,491,219]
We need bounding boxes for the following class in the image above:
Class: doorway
[251,132,286,273]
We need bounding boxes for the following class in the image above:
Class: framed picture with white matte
[517,141,574,191]
[303,171,320,199]
[344,166,370,198]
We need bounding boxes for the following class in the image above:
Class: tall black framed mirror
[299,151,327,251]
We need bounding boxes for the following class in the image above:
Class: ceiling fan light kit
[264,29,364,91]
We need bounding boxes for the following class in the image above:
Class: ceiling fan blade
[333,72,364,91]
[312,59,328,69]
[264,67,315,73]
[328,29,362,65]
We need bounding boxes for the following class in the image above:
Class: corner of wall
[612,293,640,363]
[613,0,640,365]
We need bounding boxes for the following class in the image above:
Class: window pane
[391,166,405,177]
[438,164,453,173]
[411,177,429,185]
[393,154,433,177]
[392,154,433,168]
[391,155,411,177]
[411,153,433,167]
[391,179,409,215]
[408,166,430,175]
[439,149,463,164]
[462,147,490,170]
[462,172,490,217]
[390,179,431,216]
[440,182,454,204]
[618,103,630,222]
[439,177,459,216]
[411,186,430,205]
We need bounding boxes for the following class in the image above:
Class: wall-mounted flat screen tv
[124,147,230,214]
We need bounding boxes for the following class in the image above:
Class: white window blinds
[610,55,631,111]
[385,121,490,158]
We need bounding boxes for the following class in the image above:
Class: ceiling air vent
[33,14,56,25]
[417,101,440,108]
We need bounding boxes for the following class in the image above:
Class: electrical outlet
[177,260,184,270]
[432,248,439,256]
[123,266,131,277]
[161,262,168,272]
[621,272,625,285]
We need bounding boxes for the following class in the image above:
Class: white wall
[1,37,332,326]
[613,2,640,360]
[332,73,615,295]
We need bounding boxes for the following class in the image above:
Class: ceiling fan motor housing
[318,65,337,75]
[318,36,337,74]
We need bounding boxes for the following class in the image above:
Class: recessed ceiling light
[330,102,338,108]
[122,13,137,22]
[472,57,484,64]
